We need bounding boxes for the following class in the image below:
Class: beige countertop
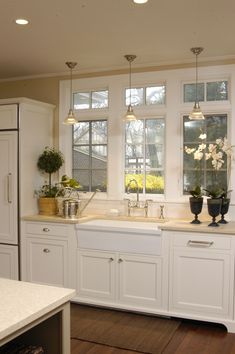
[0,278,75,342]
[160,220,235,235]
[21,214,167,224]
[21,214,235,235]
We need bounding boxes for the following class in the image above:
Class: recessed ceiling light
[15,18,29,25]
[133,0,148,3]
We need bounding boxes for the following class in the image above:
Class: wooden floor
[71,305,235,354]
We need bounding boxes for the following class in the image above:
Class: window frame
[72,119,108,192]
[181,112,230,196]
[124,116,166,197]
[124,83,166,108]
[182,78,230,105]
[73,88,109,111]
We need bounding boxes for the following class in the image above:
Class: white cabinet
[77,248,162,310]
[0,98,54,281]
[168,231,234,319]
[118,253,162,308]
[78,249,116,301]
[0,245,18,280]
[0,131,18,244]
[21,221,76,288]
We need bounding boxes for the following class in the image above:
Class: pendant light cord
[195,52,198,103]
[70,66,73,110]
[129,60,132,105]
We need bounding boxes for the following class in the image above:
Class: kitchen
[1,0,235,353]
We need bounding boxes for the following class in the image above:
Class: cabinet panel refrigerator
[0,99,53,280]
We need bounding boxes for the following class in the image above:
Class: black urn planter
[218,198,230,224]
[207,198,222,227]
[189,197,203,224]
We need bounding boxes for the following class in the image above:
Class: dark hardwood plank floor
[71,305,235,354]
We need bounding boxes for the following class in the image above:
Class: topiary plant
[37,147,64,197]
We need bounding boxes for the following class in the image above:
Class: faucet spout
[126,178,139,203]
[77,189,100,217]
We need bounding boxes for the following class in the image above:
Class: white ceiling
[1,0,235,80]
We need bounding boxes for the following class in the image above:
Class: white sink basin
[78,219,161,233]
[76,218,162,255]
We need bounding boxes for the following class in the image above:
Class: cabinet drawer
[25,222,68,237]
[172,232,231,250]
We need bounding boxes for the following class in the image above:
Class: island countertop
[0,278,75,342]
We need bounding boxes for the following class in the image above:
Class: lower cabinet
[168,231,234,319]
[21,221,76,288]
[0,245,18,280]
[77,248,162,309]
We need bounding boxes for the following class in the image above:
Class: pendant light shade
[63,61,78,125]
[124,54,137,121]
[189,47,204,120]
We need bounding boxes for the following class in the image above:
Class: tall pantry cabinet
[0,98,54,280]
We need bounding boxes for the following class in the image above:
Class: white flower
[199,133,207,140]
[198,143,206,151]
[194,150,203,160]
[205,153,210,160]
[185,147,195,154]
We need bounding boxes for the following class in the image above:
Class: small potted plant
[37,147,64,215]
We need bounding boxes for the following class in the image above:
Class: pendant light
[189,47,205,120]
[124,54,137,121]
[63,61,78,125]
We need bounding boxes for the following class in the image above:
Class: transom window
[125,85,166,107]
[73,90,108,110]
[183,114,228,194]
[125,118,165,194]
[72,120,107,192]
[183,80,228,103]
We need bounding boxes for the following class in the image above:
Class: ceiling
[1,0,235,80]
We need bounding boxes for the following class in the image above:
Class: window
[183,114,228,194]
[72,120,107,191]
[125,85,166,107]
[125,118,165,194]
[73,90,108,110]
[183,80,228,103]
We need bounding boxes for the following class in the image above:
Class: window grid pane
[125,118,165,195]
[73,120,108,192]
[183,114,228,194]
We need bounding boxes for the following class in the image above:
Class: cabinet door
[78,249,116,301]
[119,253,162,308]
[0,245,18,280]
[0,104,18,129]
[170,248,232,317]
[0,132,18,244]
[25,237,68,287]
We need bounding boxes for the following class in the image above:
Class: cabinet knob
[43,248,50,253]
[42,228,50,232]
[118,258,123,263]
[109,257,114,262]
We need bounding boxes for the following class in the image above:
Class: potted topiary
[37,147,64,215]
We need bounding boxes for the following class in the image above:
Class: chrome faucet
[126,178,139,203]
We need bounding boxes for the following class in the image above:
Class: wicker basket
[38,197,57,216]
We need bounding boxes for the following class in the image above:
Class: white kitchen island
[0,278,75,353]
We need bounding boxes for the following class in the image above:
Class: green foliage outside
[125,174,164,194]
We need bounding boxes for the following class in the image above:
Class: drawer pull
[43,248,50,253]
[109,257,114,262]
[118,258,123,263]
[187,240,214,248]
[42,228,50,232]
